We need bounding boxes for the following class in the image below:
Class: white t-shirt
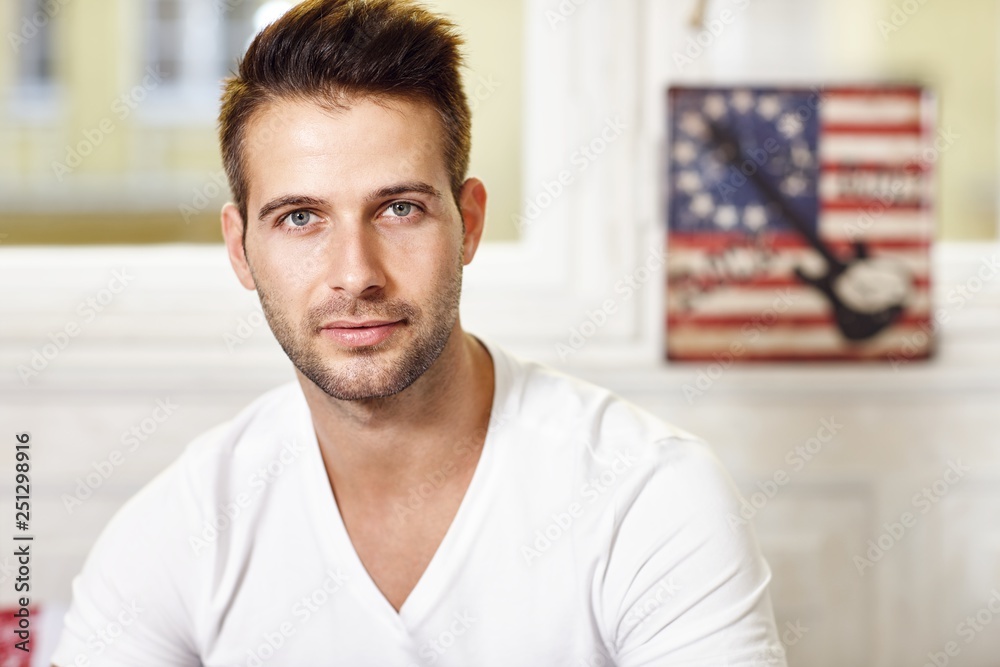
[51,335,786,667]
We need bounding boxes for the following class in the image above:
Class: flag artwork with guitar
[666,85,937,362]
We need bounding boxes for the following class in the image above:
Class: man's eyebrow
[367,182,443,203]
[257,195,329,221]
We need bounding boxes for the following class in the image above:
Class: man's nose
[324,222,387,299]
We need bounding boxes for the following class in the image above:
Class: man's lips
[319,319,404,347]
[322,319,402,329]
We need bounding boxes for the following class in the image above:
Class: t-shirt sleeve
[595,437,787,667]
[49,462,202,667]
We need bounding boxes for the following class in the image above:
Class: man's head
[217,0,487,402]
[219,0,473,232]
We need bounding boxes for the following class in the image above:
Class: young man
[52,1,785,665]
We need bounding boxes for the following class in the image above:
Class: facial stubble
[249,243,465,402]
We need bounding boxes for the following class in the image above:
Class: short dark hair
[218,0,472,239]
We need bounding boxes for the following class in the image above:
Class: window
[15,0,56,86]
[145,0,183,84]
[6,0,60,121]
[139,0,263,122]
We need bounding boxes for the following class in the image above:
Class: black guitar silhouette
[703,119,912,341]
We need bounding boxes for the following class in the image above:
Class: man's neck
[296,328,496,506]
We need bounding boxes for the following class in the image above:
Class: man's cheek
[281,242,328,285]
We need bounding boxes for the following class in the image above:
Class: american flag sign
[666,85,937,362]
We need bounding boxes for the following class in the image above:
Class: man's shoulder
[180,380,305,466]
[496,345,750,564]
[95,381,307,544]
[495,342,706,461]
[488,342,733,512]
[56,381,309,661]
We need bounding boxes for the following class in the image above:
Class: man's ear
[458,177,487,266]
[221,202,256,290]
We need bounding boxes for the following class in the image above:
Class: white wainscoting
[1,241,998,667]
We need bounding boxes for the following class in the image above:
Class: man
[51,1,786,665]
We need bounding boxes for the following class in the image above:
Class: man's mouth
[319,319,404,347]
[324,319,401,329]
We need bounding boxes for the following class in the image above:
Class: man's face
[226,96,480,401]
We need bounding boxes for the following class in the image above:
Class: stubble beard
[251,250,464,402]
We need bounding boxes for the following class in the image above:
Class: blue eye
[287,210,313,227]
[388,202,413,217]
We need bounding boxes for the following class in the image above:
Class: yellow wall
[0,0,225,242]
[426,0,523,242]
[879,0,998,240]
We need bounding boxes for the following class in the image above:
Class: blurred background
[0,0,525,243]
[1,0,999,665]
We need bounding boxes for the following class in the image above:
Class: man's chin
[288,317,454,401]
[296,349,420,401]
[307,371,419,402]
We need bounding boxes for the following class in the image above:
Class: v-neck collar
[295,333,512,627]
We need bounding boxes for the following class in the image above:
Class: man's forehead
[245,94,444,154]
[241,95,449,193]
